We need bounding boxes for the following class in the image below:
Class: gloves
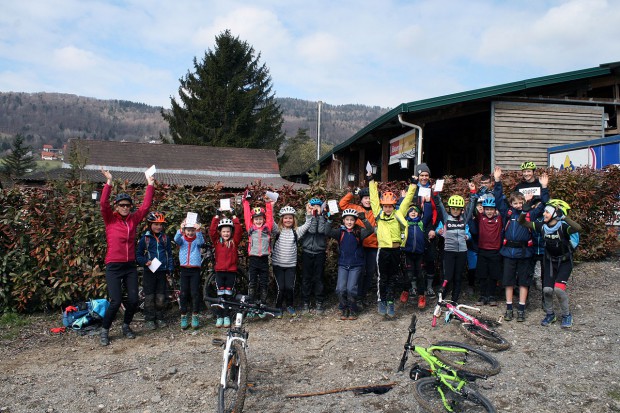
[410,176,419,185]
[354,187,361,195]
[522,201,532,212]
[358,211,366,221]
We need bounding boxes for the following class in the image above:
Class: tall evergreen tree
[162,30,285,150]
[1,134,37,180]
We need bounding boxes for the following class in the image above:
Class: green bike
[398,315,499,413]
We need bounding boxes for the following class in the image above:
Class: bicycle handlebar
[409,314,417,333]
[204,296,281,315]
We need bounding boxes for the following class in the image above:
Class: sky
[1,0,619,110]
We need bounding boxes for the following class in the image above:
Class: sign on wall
[389,130,417,165]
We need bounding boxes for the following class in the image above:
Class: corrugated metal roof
[320,63,615,164]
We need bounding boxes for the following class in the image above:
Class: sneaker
[410,287,418,298]
[488,297,498,307]
[287,306,297,316]
[541,313,557,326]
[400,291,409,303]
[191,314,200,329]
[417,295,426,310]
[517,310,525,322]
[121,324,136,339]
[378,301,387,315]
[223,317,231,328]
[100,328,110,346]
[258,312,266,319]
[181,315,189,330]
[504,310,514,321]
[340,309,349,320]
[275,311,283,319]
[144,320,156,330]
[426,287,436,298]
[561,314,573,329]
[387,301,395,318]
[475,297,487,306]
[215,317,224,328]
[348,311,358,320]
[316,302,325,316]
[156,319,167,328]
[302,303,310,314]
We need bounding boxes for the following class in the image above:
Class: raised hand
[146,174,155,186]
[101,168,112,183]
[493,166,502,181]
[539,173,549,188]
[468,182,476,191]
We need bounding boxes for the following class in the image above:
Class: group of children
[130,160,581,332]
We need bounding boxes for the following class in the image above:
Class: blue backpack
[62,299,109,330]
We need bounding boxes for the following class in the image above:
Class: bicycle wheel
[218,341,248,413]
[431,341,501,376]
[413,377,496,413]
[459,323,511,351]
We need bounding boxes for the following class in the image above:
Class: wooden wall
[492,101,604,170]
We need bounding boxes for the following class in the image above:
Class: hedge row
[1,167,618,313]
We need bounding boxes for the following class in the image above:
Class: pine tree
[162,30,285,150]
[1,134,37,180]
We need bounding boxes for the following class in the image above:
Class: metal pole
[317,101,322,161]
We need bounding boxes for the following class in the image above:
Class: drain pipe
[398,114,423,164]
[332,154,343,189]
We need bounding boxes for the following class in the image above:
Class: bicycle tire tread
[459,323,511,351]
[218,341,248,413]
[413,377,496,413]
[431,341,501,376]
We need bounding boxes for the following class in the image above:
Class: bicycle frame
[220,312,248,389]
[432,291,491,331]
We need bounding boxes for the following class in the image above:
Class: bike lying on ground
[206,295,281,413]
[398,314,500,413]
[432,282,510,351]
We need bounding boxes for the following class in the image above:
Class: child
[435,183,476,303]
[518,198,581,328]
[324,208,374,319]
[299,198,328,314]
[402,199,427,309]
[271,205,313,316]
[494,167,549,322]
[369,172,416,318]
[208,214,243,328]
[136,211,174,330]
[472,195,503,306]
[174,219,205,329]
[242,190,275,305]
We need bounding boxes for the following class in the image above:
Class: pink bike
[432,281,510,351]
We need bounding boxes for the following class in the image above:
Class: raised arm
[369,179,381,217]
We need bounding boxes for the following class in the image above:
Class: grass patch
[609,387,620,401]
[0,312,33,340]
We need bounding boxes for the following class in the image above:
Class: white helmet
[342,208,359,218]
[279,206,296,216]
[217,217,234,229]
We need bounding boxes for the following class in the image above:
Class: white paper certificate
[148,257,162,272]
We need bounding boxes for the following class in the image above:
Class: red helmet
[380,191,398,205]
[252,207,266,218]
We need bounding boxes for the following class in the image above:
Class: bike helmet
[342,208,359,218]
[251,207,266,218]
[546,199,570,217]
[447,195,465,208]
[114,193,133,205]
[217,217,234,229]
[147,211,166,223]
[379,191,398,205]
[309,198,323,206]
[358,188,370,198]
[520,161,537,170]
[279,205,296,217]
[481,197,496,208]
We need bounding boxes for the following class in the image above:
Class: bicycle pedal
[211,338,225,347]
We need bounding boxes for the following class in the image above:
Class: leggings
[273,265,296,308]
[179,267,201,314]
[102,262,139,329]
[442,251,467,302]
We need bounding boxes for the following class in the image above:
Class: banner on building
[389,130,417,165]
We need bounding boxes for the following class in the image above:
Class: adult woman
[99,169,154,346]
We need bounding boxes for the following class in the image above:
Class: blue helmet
[481,197,496,208]
[309,198,322,206]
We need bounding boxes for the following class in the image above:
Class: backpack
[62,299,110,330]
[569,232,580,251]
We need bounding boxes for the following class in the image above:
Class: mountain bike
[398,314,499,413]
[206,295,281,413]
[432,281,510,351]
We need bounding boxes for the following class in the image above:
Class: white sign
[148,257,161,273]
[265,191,279,202]
[518,187,541,197]
[327,199,339,214]
[434,179,444,192]
[185,212,198,226]
[220,198,231,211]
[418,187,431,198]
[366,161,373,174]
[145,165,156,178]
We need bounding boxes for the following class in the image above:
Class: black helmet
[114,193,133,205]
[358,188,370,198]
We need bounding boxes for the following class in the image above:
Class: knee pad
[155,294,166,307]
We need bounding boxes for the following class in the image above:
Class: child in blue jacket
[174,218,205,329]
[137,211,174,330]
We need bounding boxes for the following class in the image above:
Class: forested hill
[0,92,389,153]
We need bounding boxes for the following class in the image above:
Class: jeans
[337,265,362,311]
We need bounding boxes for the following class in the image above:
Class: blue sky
[1,0,619,109]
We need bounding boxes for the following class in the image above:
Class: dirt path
[1,258,619,413]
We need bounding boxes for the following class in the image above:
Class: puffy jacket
[338,192,378,248]
[403,219,425,254]
[136,231,174,271]
[174,230,205,267]
[100,183,154,264]
[300,213,328,254]
[209,216,243,273]
[325,219,374,267]
[436,193,475,253]
[242,198,274,257]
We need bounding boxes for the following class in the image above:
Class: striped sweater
[271,215,313,268]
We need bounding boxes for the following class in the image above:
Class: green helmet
[546,199,570,216]
[520,161,536,170]
[447,195,465,208]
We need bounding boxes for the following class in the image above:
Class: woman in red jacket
[99,169,154,346]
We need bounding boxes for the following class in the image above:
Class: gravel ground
[1,257,619,413]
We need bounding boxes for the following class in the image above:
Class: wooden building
[319,62,620,187]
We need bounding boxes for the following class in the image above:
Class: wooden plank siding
[492,101,604,170]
